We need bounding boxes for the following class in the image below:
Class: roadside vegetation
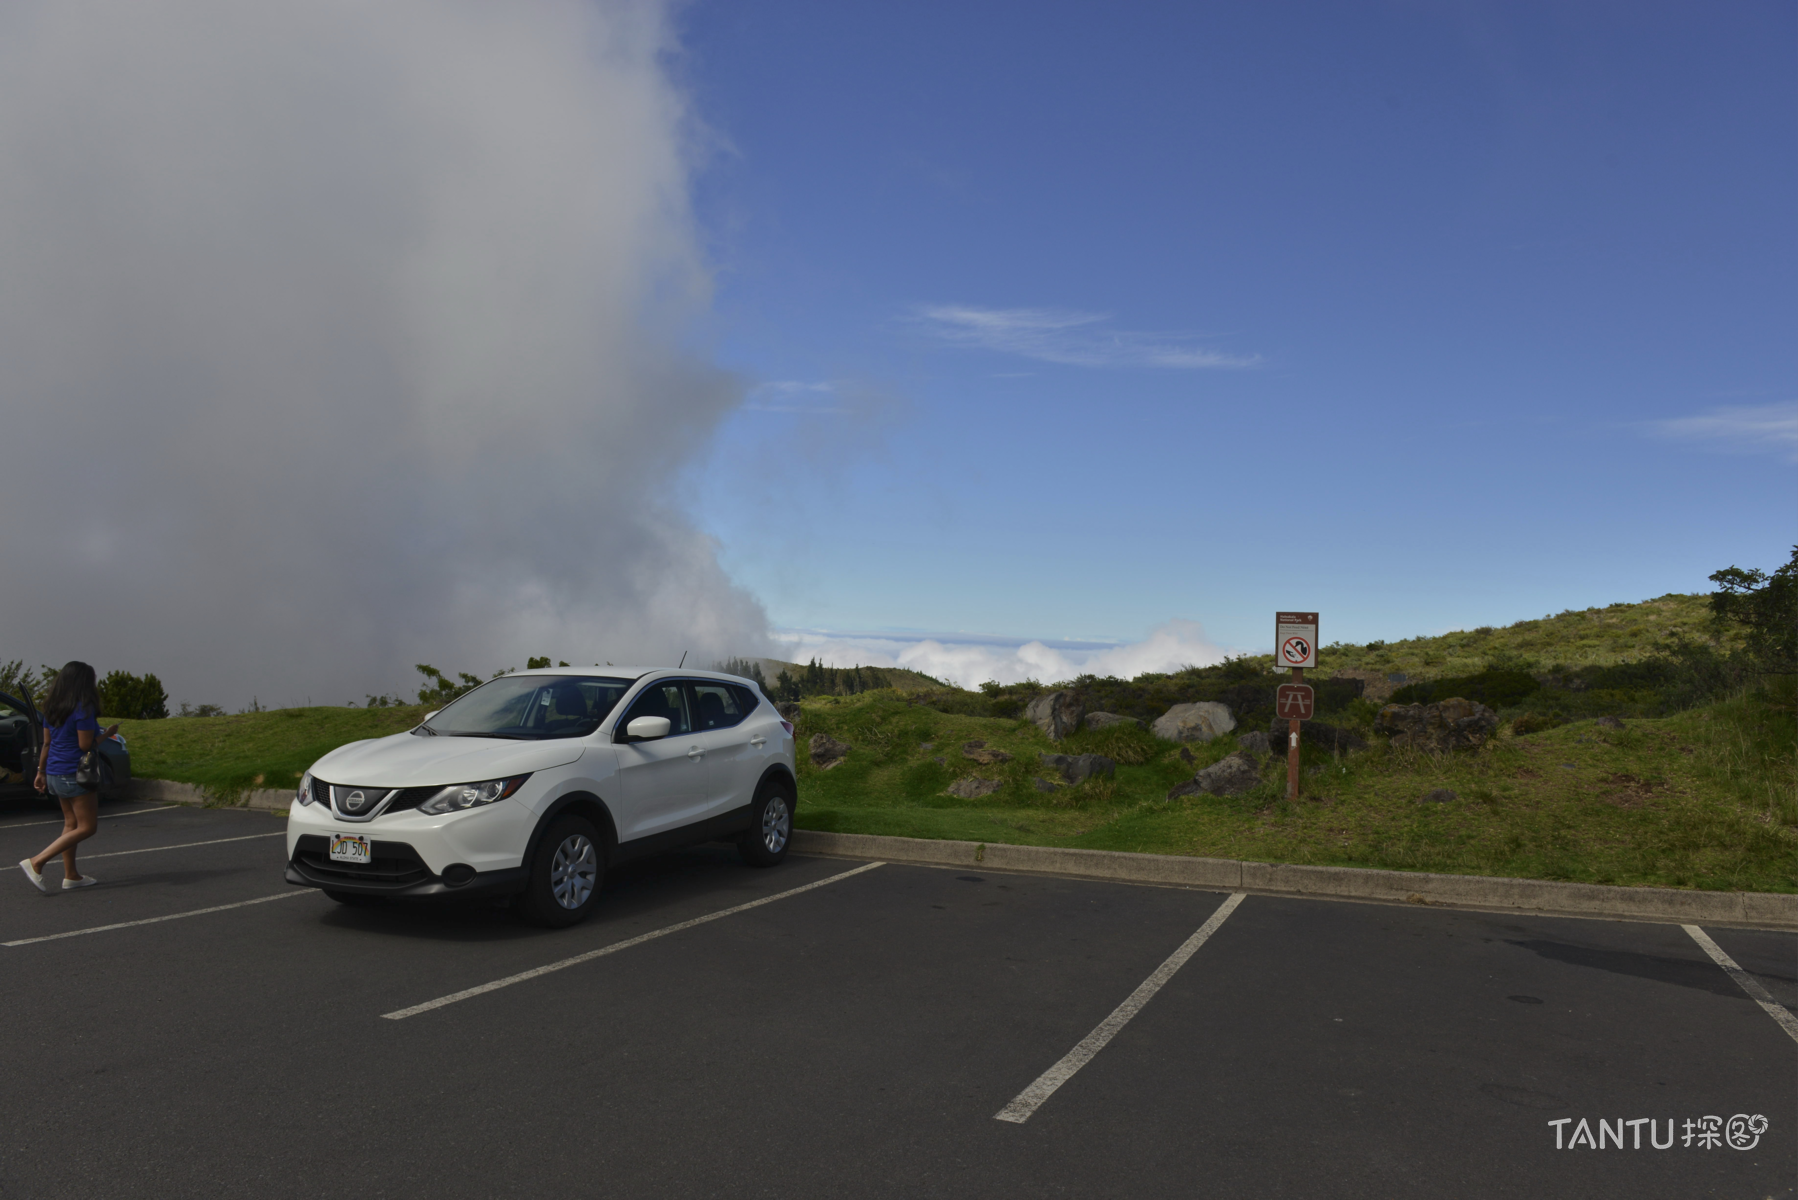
[62,550,1798,892]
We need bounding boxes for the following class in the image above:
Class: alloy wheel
[762,795,790,854]
[550,833,598,909]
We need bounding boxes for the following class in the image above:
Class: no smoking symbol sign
[1280,636,1311,666]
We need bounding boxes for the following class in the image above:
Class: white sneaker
[19,858,48,894]
[62,875,98,890]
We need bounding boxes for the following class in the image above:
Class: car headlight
[296,772,317,806]
[416,775,530,815]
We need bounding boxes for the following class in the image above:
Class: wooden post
[1286,665,1303,801]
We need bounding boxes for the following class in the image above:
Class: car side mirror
[622,715,671,743]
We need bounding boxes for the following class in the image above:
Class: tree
[99,670,169,720]
[1709,546,1797,674]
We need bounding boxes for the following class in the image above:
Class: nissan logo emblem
[343,789,369,814]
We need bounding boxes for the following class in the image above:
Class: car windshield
[422,675,633,741]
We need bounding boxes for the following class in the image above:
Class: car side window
[727,684,762,718]
[621,683,690,736]
[689,683,746,731]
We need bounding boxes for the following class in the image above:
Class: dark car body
[0,690,130,801]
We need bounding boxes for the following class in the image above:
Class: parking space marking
[383,861,887,1020]
[0,805,181,830]
[3,890,317,947]
[81,832,286,860]
[1683,924,1798,1044]
[995,891,1246,1125]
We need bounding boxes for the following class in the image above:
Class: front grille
[384,785,443,814]
[292,834,432,889]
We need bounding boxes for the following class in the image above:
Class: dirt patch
[1598,772,1669,810]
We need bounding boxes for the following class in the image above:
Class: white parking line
[383,861,887,1020]
[995,891,1247,1124]
[80,832,286,860]
[0,805,181,830]
[3,889,318,947]
[1683,924,1798,1045]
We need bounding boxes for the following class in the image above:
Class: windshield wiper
[446,731,534,740]
[413,725,438,736]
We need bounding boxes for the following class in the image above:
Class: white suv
[284,669,797,927]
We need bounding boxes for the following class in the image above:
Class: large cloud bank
[773,619,1229,689]
[0,1,767,707]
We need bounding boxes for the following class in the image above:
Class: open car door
[0,690,42,787]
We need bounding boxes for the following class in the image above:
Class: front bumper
[286,834,527,898]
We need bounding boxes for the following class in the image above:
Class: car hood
[308,732,589,787]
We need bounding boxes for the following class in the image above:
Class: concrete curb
[790,830,1798,931]
[127,778,291,813]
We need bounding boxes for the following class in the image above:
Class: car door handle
[687,746,705,760]
[749,736,767,747]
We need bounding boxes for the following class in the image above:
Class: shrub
[99,670,169,720]
[1510,712,1566,736]
[1390,669,1539,710]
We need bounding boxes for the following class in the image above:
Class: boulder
[808,733,851,770]
[945,776,1002,799]
[1265,718,1369,755]
[1151,702,1235,743]
[1420,788,1458,804]
[1084,711,1141,731]
[1033,777,1060,793]
[963,742,1013,765]
[1039,753,1116,784]
[1237,730,1273,757]
[1025,690,1085,741]
[777,702,802,724]
[1376,698,1500,752]
[1176,752,1263,798]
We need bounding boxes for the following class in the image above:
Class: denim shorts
[45,773,87,800]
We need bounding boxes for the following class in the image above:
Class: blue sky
[675,1,1794,676]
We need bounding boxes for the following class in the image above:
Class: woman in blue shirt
[18,661,118,893]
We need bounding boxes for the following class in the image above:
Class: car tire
[737,779,794,868]
[518,815,604,928]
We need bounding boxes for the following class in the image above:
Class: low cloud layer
[773,619,1229,689]
[0,1,769,708]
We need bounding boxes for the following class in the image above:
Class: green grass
[1314,592,1734,678]
[791,685,1796,894]
[116,704,432,801]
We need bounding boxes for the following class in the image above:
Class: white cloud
[1647,402,1798,461]
[913,305,1258,369]
[771,619,1229,689]
[0,0,771,707]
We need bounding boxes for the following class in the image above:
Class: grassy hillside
[105,589,1793,892]
[1309,592,1734,678]
[789,684,1795,893]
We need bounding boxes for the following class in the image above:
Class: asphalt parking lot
[1,799,1793,1199]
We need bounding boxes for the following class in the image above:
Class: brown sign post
[1275,612,1318,800]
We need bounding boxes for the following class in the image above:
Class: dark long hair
[42,661,100,727]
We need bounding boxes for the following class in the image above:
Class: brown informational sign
[1275,611,1318,669]
[1275,683,1315,721]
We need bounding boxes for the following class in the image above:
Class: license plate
[329,834,371,864]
